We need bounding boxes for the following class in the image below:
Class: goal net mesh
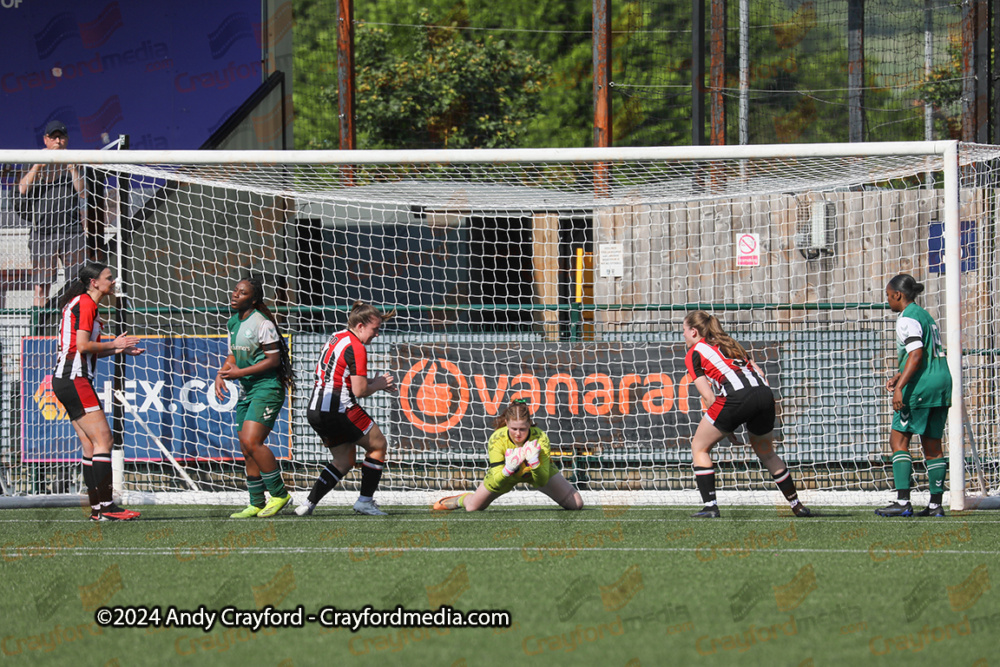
[3,145,999,506]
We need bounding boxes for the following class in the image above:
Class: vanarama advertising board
[391,342,782,451]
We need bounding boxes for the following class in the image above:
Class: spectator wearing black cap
[18,120,86,308]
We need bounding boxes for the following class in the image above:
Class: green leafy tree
[293,0,342,149]
[294,0,605,149]
[613,0,699,146]
[355,0,600,148]
[915,33,963,139]
[732,2,923,144]
[323,12,548,149]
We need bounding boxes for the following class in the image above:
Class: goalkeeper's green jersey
[483,425,555,494]
[896,302,952,408]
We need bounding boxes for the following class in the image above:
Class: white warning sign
[736,233,761,267]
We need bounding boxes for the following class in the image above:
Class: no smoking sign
[736,233,761,267]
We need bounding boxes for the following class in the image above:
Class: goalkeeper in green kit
[876,274,953,518]
[434,399,583,511]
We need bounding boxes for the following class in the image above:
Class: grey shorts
[29,233,86,285]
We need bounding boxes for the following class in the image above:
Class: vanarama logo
[396,345,713,435]
[33,375,67,421]
[399,360,470,434]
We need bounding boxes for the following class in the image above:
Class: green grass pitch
[1,504,997,666]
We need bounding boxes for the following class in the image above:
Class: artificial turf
[1,504,997,666]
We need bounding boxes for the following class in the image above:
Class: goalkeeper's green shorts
[484,461,555,494]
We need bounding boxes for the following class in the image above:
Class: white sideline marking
[0,514,995,524]
[1,546,994,558]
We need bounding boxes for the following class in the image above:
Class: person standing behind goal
[682,310,812,518]
[875,274,952,518]
[215,276,295,518]
[18,120,87,308]
[296,302,397,516]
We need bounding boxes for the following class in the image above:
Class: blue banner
[21,336,291,462]
[1,0,265,150]
[928,220,977,274]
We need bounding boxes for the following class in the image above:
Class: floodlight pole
[961,0,989,143]
[593,0,612,197]
[692,0,706,145]
[709,0,725,145]
[337,0,356,151]
[593,0,612,150]
[738,0,748,146]
[848,0,864,142]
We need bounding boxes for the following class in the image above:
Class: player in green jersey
[433,399,583,512]
[876,274,953,518]
[214,276,295,518]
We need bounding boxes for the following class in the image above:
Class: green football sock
[891,450,912,501]
[262,467,288,498]
[247,474,266,508]
[926,457,947,495]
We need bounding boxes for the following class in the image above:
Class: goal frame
[0,140,982,510]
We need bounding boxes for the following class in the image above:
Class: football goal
[0,141,997,510]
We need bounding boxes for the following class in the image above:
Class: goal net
[1,142,997,509]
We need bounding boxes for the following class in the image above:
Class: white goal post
[0,141,997,510]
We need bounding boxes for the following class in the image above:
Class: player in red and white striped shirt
[683,311,811,518]
[51,262,144,521]
[296,302,397,516]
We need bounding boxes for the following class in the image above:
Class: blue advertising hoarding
[21,336,291,462]
[928,220,977,274]
[1,0,268,150]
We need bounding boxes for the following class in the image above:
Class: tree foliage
[292,0,959,149]
[915,33,963,139]
[328,11,547,149]
[294,3,549,149]
[293,0,341,149]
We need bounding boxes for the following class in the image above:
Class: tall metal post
[993,0,999,145]
[848,0,864,142]
[337,0,355,151]
[692,0,705,145]
[924,0,934,142]
[738,0,748,145]
[593,0,611,196]
[709,0,726,145]
[593,0,612,149]
[973,0,988,143]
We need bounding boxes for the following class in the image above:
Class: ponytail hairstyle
[684,310,748,360]
[242,274,295,391]
[59,261,108,309]
[347,301,395,331]
[886,274,924,302]
[492,398,535,430]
